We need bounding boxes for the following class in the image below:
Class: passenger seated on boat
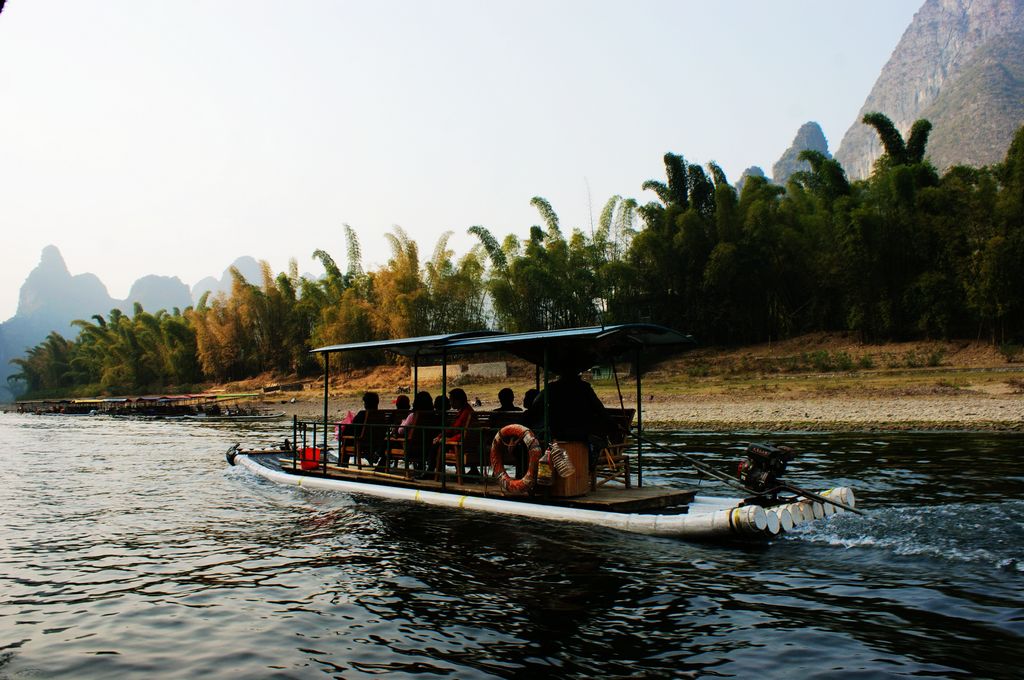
[495,387,522,412]
[397,391,431,435]
[432,388,480,478]
[526,372,619,460]
[522,388,539,410]
[393,394,410,420]
[341,391,388,467]
[395,391,436,470]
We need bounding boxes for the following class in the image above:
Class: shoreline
[269,391,1022,433]
[10,333,1021,432]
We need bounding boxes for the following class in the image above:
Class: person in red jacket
[432,388,479,476]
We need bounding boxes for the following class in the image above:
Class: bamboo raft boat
[17,392,268,418]
[184,411,286,421]
[225,325,860,542]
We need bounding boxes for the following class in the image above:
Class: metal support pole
[636,347,643,488]
[323,352,330,473]
[413,354,419,395]
[542,346,550,444]
[292,414,298,466]
[441,351,448,491]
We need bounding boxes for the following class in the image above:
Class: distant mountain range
[0,246,265,401]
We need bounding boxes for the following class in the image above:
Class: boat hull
[231,453,855,542]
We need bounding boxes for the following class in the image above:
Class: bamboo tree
[14,118,1024,400]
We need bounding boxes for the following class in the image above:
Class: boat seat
[592,410,635,489]
[435,417,489,484]
[594,440,632,488]
[383,412,439,475]
[382,424,430,478]
[339,411,388,468]
[605,408,636,435]
[436,436,464,485]
[589,403,634,489]
[383,434,411,477]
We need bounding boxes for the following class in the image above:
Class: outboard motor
[737,443,796,495]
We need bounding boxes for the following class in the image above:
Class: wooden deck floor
[272,456,695,514]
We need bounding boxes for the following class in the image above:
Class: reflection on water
[0,415,1021,678]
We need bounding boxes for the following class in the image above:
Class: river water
[1,413,1021,678]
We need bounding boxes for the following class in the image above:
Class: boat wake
[787,500,1024,572]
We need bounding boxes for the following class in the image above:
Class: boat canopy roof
[445,324,694,375]
[310,324,693,374]
[310,330,503,358]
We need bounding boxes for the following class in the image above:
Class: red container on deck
[300,447,323,470]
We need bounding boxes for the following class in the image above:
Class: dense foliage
[10,116,1024,396]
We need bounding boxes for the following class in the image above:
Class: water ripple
[1,415,1022,678]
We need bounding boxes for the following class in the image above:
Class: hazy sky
[0,0,920,321]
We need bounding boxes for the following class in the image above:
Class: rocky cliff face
[835,0,1024,179]
[920,30,1024,170]
[772,122,831,185]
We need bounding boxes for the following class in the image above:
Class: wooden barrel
[549,441,590,497]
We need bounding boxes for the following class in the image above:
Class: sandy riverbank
[635,393,1022,431]
[267,390,1022,432]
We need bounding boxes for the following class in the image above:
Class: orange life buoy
[490,424,543,495]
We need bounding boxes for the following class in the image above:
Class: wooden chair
[338,432,360,467]
[436,437,464,484]
[339,410,388,469]
[383,411,439,476]
[487,411,527,431]
[594,441,632,488]
[434,412,485,485]
[382,432,411,477]
[593,408,636,488]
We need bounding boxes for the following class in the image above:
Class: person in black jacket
[495,387,522,412]
[525,373,615,442]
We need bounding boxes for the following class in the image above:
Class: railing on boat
[285,407,637,494]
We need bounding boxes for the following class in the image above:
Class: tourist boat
[184,411,286,421]
[17,392,278,420]
[225,324,858,542]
